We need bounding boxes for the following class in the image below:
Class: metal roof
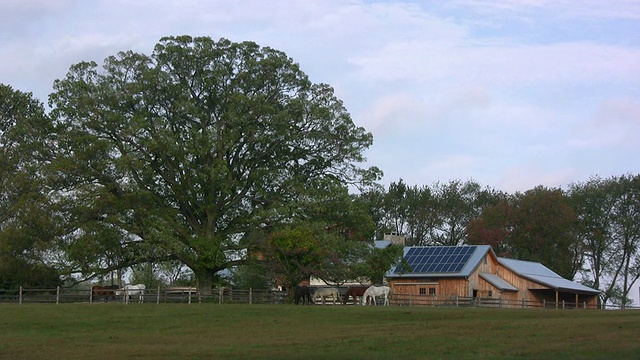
[498,257,600,295]
[479,272,518,292]
[374,240,392,249]
[386,246,600,296]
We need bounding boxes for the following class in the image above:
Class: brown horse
[91,285,119,302]
[342,286,369,305]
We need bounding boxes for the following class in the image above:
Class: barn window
[419,287,426,295]
[429,287,436,295]
[488,291,493,298]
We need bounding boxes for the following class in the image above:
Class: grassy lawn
[1,303,639,359]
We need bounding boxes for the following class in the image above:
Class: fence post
[56,286,60,304]
[218,287,223,304]
[188,288,192,304]
[249,287,253,305]
[19,286,23,305]
[409,293,412,306]
[157,286,160,304]
[543,299,546,308]
[562,300,565,309]
[499,295,502,308]
[522,298,525,309]
[583,301,586,309]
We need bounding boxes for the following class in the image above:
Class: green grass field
[1,304,639,359]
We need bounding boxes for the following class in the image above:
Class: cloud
[594,98,640,126]
[448,0,640,20]
[0,0,638,195]
[498,165,582,193]
[576,98,640,149]
[351,40,640,87]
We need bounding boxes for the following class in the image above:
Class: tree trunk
[195,268,217,295]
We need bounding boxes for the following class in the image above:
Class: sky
[1,0,640,194]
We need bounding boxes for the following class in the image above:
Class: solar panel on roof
[395,246,477,274]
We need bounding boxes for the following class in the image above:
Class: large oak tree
[48,36,380,289]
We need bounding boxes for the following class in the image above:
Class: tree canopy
[0,84,61,288]
[468,186,580,279]
[570,174,640,308]
[47,36,381,289]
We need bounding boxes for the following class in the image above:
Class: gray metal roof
[479,272,518,291]
[374,240,392,249]
[498,257,600,295]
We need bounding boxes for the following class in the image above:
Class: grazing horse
[91,285,119,302]
[312,287,340,305]
[116,284,146,304]
[342,286,369,305]
[294,286,313,305]
[362,286,392,306]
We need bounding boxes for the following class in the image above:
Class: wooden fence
[0,287,292,305]
[0,286,354,305]
[389,293,601,309]
[0,287,634,310]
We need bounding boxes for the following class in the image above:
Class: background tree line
[1,36,638,307]
[358,176,640,308]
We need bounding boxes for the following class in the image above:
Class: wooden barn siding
[389,252,597,306]
[391,278,469,297]
[469,253,498,295]
[391,253,504,298]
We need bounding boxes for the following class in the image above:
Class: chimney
[383,232,406,246]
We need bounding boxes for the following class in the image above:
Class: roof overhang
[479,272,519,292]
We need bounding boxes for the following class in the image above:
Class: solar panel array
[395,246,477,274]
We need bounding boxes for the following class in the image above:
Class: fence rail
[0,287,293,305]
[389,293,603,309]
[0,287,635,310]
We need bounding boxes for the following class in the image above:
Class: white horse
[312,287,341,305]
[116,284,146,304]
[362,286,392,306]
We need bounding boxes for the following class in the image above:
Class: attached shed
[386,245,599,308]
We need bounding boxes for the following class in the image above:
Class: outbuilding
[386,245,599,308]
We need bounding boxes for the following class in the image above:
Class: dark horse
[91,285,119,302]
[294,286,313,305]
[342,286,369,305]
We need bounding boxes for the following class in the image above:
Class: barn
[386,245,600,308]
